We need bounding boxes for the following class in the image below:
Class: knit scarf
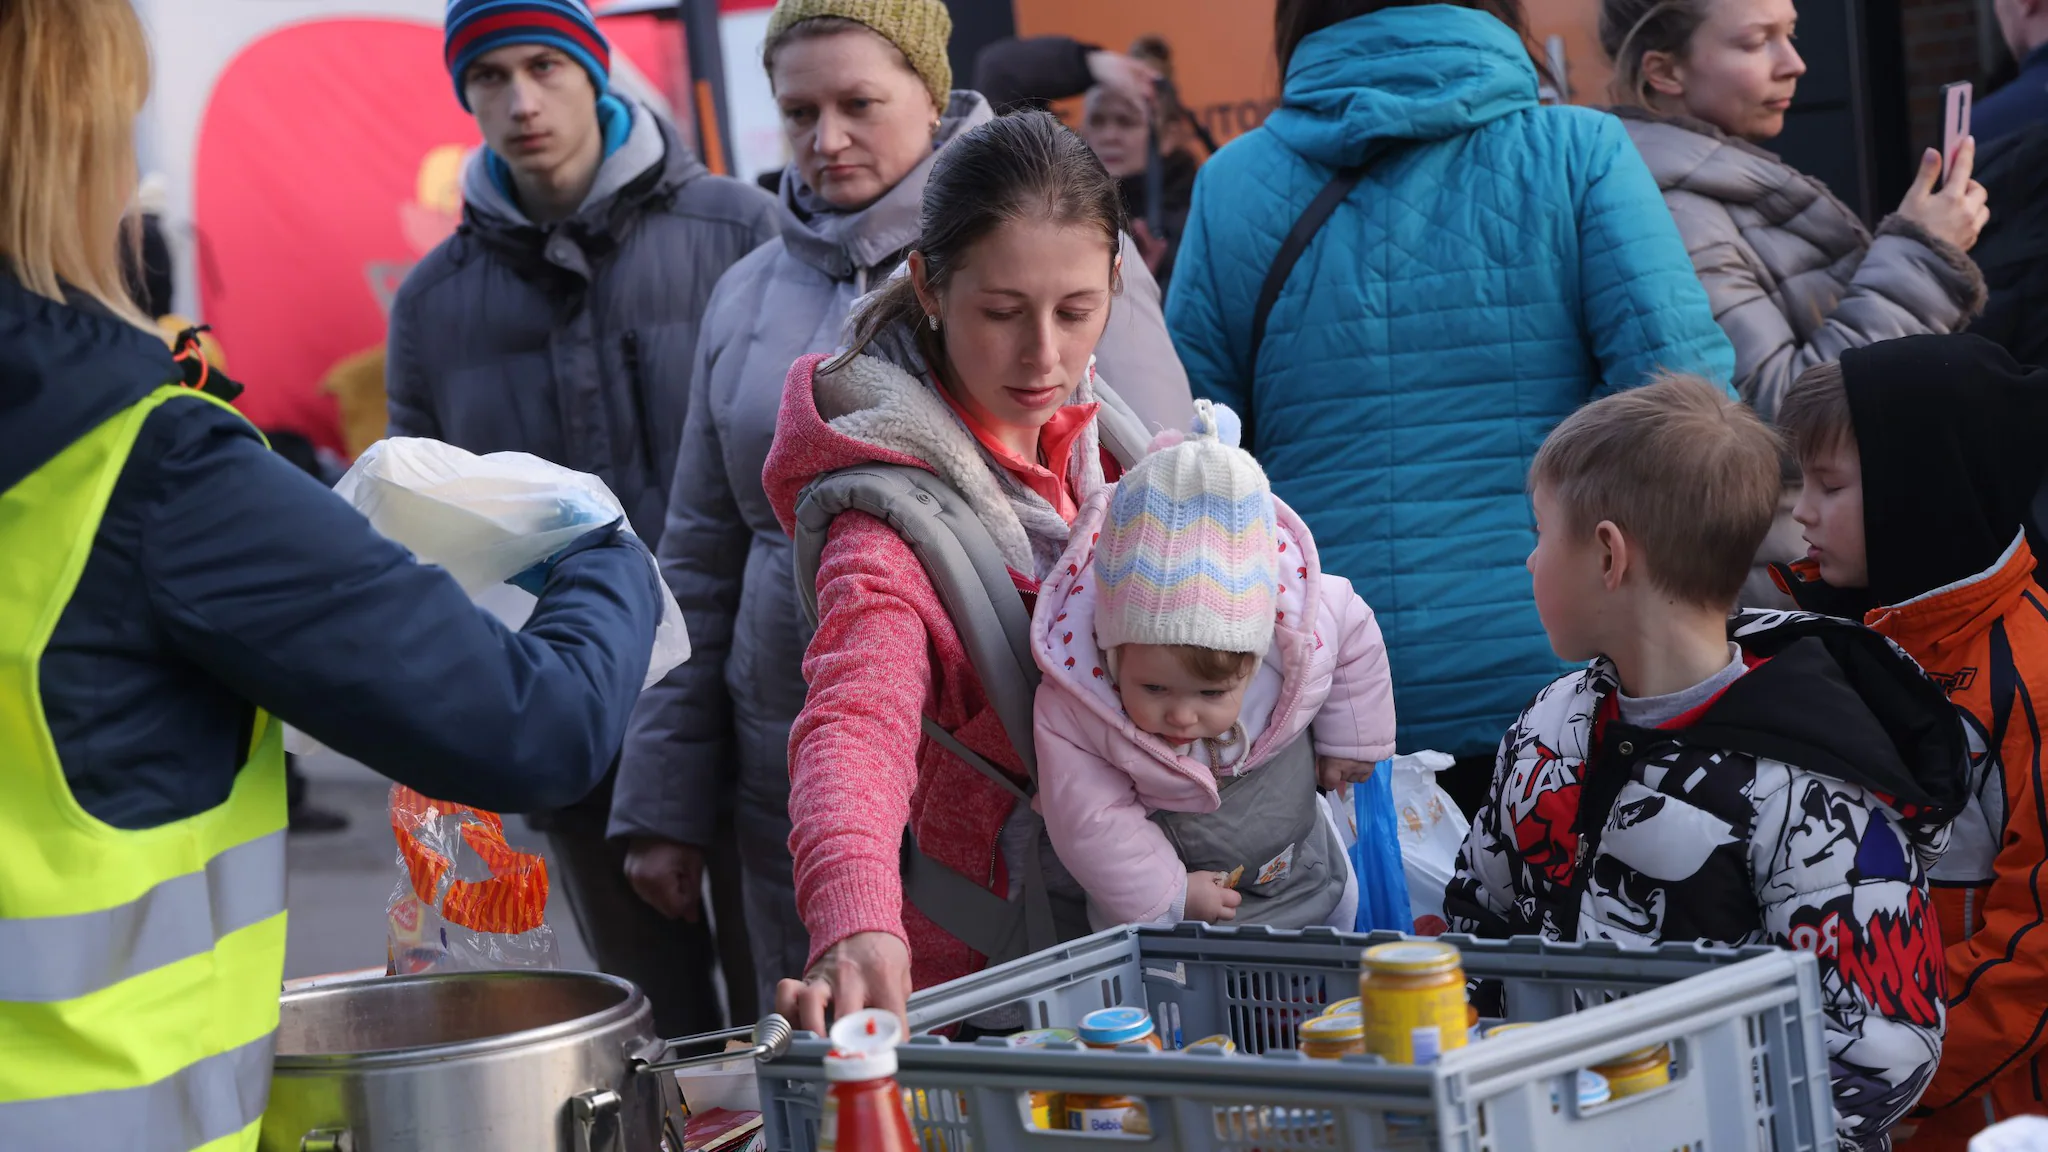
[813,336,1107,582]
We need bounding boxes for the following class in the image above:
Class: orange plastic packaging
[818,1010,918,1152]
[385,784,555,973]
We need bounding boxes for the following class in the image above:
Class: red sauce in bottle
[818,1010,917,1152]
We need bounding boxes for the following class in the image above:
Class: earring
[928,313,941,331]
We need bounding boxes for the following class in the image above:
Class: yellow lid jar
[1360,941,1469,1065]
[1298,1012,1365,1060]
[1590,1045,1671,1098]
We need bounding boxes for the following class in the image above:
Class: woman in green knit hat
[611,0,1192,1014]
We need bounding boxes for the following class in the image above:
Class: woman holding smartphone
[1604,0,1990,419]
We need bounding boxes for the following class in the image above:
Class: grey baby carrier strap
[791,382,1149,965]
[1152,731,1344,928]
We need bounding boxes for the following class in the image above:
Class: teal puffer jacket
[1167,6,1734,757]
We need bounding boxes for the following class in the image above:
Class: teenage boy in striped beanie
[383,0,780,1040]
[1028,401,1397,933]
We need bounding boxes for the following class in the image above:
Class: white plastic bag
[1971,1115,2048,1151]
[1390,751,1469,928]
[332,437,689,689]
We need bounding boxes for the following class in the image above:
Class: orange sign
[1012,0,1281,150]
[1010,0,1613,130]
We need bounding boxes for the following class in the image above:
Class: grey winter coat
[606,91,1191,851]
[1618,107,1987,420]
[386,104,782,543]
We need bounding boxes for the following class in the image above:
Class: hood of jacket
[0,274,182,493]
[1670,611,1971,842]
[1030,487,1332,800]
[460,100,696,242]
[774,91,994,284]
[764,349,1104,578]
[1861,532,2039,672]
[1842,334,2048,608]
[1262,5,1538,168]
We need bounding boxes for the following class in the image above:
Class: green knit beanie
[764,0,954,112]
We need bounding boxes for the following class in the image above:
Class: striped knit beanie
[1096,401,1279,658]
[765,0,954,111]
[445,0,611,110]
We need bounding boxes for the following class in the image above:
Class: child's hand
[1317,756,1376,797]
[1185,871,1243,923]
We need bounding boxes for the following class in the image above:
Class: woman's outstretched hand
[1895,138,1991,253]
[775,930,912,1037]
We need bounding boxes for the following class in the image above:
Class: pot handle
[636,1014,793,1075]
[301,1130,353,1152]
[572,1089,624,1152]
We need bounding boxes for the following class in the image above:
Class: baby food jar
[1007,1028,1076,1129]
[1482,1022,1534,1041]
[1185,1034,1237,1054]
[1323,996,1361,1018]
[1589,1045,1672,1098]
[1575,1070,1612,1110]
[1360,941,1469,1065]
[1297,1012,1365,1060]
[1066,1007,1160,1135]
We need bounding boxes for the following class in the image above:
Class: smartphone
[1942,81,1973,184]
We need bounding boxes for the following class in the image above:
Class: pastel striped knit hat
[445,0,611,110]
[1096,401,1279,658]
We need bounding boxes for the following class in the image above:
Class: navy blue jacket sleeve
[142,399,663,812]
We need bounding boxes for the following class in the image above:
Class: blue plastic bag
[1351,760,1414,932]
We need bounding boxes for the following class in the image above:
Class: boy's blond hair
[1530,373,1782,607]
[1778,361,1855,462]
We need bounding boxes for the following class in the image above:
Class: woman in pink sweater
[763,111,1142,1032]
[1033,402,1397,932]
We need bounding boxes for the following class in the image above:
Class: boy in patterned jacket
[1446,374,1969,1151]
[1774,335,2048,1149]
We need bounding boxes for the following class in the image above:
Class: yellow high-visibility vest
[0,384,287,1151]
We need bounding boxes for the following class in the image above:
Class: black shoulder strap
[1247,140,1407,378]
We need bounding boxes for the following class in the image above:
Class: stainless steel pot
[261,970,684,1152]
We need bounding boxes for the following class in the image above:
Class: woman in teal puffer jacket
[1167,0,1734,805]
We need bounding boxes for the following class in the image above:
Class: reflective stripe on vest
[0,1034,276,1152]
[0,828,285,1002]
[0,384,287,1152]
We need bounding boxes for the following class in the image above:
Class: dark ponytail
[826,110,1128,375]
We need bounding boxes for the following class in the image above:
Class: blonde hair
[1107,645,1258,685]
[1778,361,1856,463]
[1530,373,1782,608]
[0,0,153,325]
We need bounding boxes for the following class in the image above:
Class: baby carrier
[790,382,1152,966]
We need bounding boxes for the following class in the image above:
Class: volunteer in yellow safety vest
[0,3,667,1149]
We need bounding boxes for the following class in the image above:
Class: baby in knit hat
[1031,401,1398,930]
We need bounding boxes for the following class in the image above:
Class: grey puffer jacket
[1617,107,1986,420]
[386,103,782,543]
[608,91,1192,851]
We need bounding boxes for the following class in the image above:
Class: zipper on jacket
[620,330,661,478]
[1964,887,1979,938]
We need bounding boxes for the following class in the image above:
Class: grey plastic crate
[756,924,1833,1152]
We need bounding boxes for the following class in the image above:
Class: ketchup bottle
[817,1009,918,1152]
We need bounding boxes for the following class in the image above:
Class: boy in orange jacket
[1777,334,2048,1148]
